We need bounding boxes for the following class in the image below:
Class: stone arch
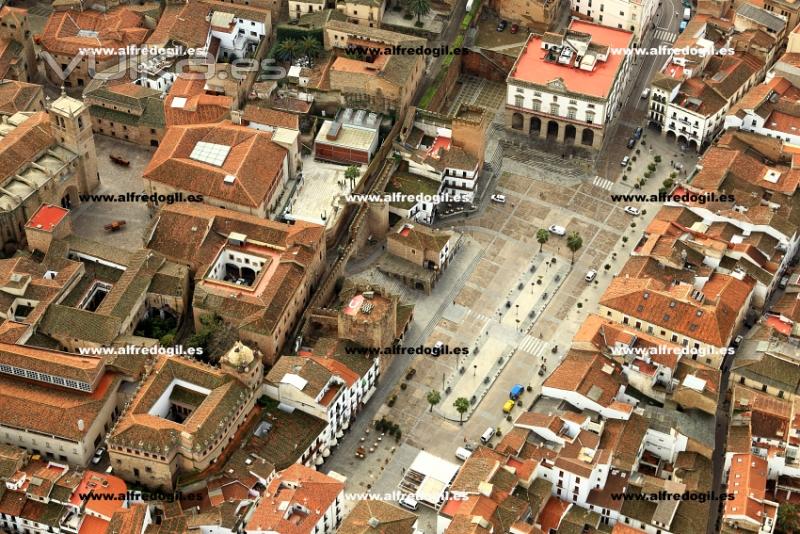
[60,185,79,210]
[546,120,559,141]
[564,124,577,145]
[581,128,594,147]
[530,117,541,136]
[511,112,524,130]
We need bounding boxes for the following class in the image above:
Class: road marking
[592,175,614,191]
[653,28,677,43]
[518,335,548,357]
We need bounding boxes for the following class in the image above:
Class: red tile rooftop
[509,20,633,99]
[71,471,127,520]
[25,204,68,232]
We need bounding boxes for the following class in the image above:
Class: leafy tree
[536,228,549,253]
[778,502,800,534]
[345,165,360,189]
[453,397,469,425]
[566,231,583,265]
[426,390,441,412]
[406,0,431,24]
[301,36,321,66]
[275,38,300,63]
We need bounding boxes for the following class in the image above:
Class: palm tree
[301,36,321,66]
[453,397,469,425]
[426,390,441,412]
[345,165,360,190]
[406,0,430,24]
[536,228,549,253]
[275,38,300,64]
[566,231,583,265]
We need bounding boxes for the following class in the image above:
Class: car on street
[627,138,636,149]
[455,447,472,461]
[510,23,519,33]
[491,194,506,203]
[641,88,650,99]
[548,225,566,236]
[584,269,597,282]
[399,496,419,511]
[496,20,507,31]
[503,399,515,413]
[92,447,106,464]
[679,20,688,32]
[624,206,640,216]
[633,127,643,140]
[621,156,630,167]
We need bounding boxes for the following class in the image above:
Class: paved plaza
[283,158,362,228]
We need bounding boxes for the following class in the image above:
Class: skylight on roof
[190,141,231,167]
[171,97,187,109]
[77,30,99,38]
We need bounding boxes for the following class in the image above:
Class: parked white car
[584,270,597,282]
[548,225,566,236]
[624,206,640,216]
[490,194,506,203]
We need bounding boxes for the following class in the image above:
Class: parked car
[491,194,507,203]
[480,427,496,444]
[92,447,106,464]
[510,23,519,33]
[780,275,790,289]
[399,496,419,511]
[584,269,597,282]
[627,138,636,149]
[641,88,651,99]
[621,156,630,167]
[633,127,644,140]
[503,399,515,413]
[496,20,508,31]
[624,206,641,216]
[679,20,688,32]
[548,224,566,236]
[455,447,472,461]
[509,384,524,400]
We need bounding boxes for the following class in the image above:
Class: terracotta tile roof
[164,77,232,127]
[543,350,625,409]
[339,500,417,534]
[108,355,251,451]
[145,204,324,336]
[0,371,121,442]
[0,341,105,386]
[724,454,778,526]
[41,7,149,59]
[245,464,343,534]
[243,104,300,130]
[0,112,55,182]
[144,121,287,209]
[600,273,755,347]
[0,81,41,115]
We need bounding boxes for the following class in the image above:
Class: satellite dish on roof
[77,419,85,431]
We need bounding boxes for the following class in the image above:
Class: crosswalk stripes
[518,335,548,357]
[592,175,614,191]
[464,308,491,324]
[653,29,677,43]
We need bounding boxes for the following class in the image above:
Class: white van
[455,447,472,461]
[480,427,496,444]
[682,7,691,20]
[641,88,651,99]
[399,495,418,511]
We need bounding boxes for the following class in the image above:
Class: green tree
[566,231,583,265]
[426,390,441,412]
[345,164,360,190]
[406,0,431,24]
[275,38,300,63]
[536,228,549,253]
[453,397,469,425]
[300,36,321,66]
[778,503,800,534]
